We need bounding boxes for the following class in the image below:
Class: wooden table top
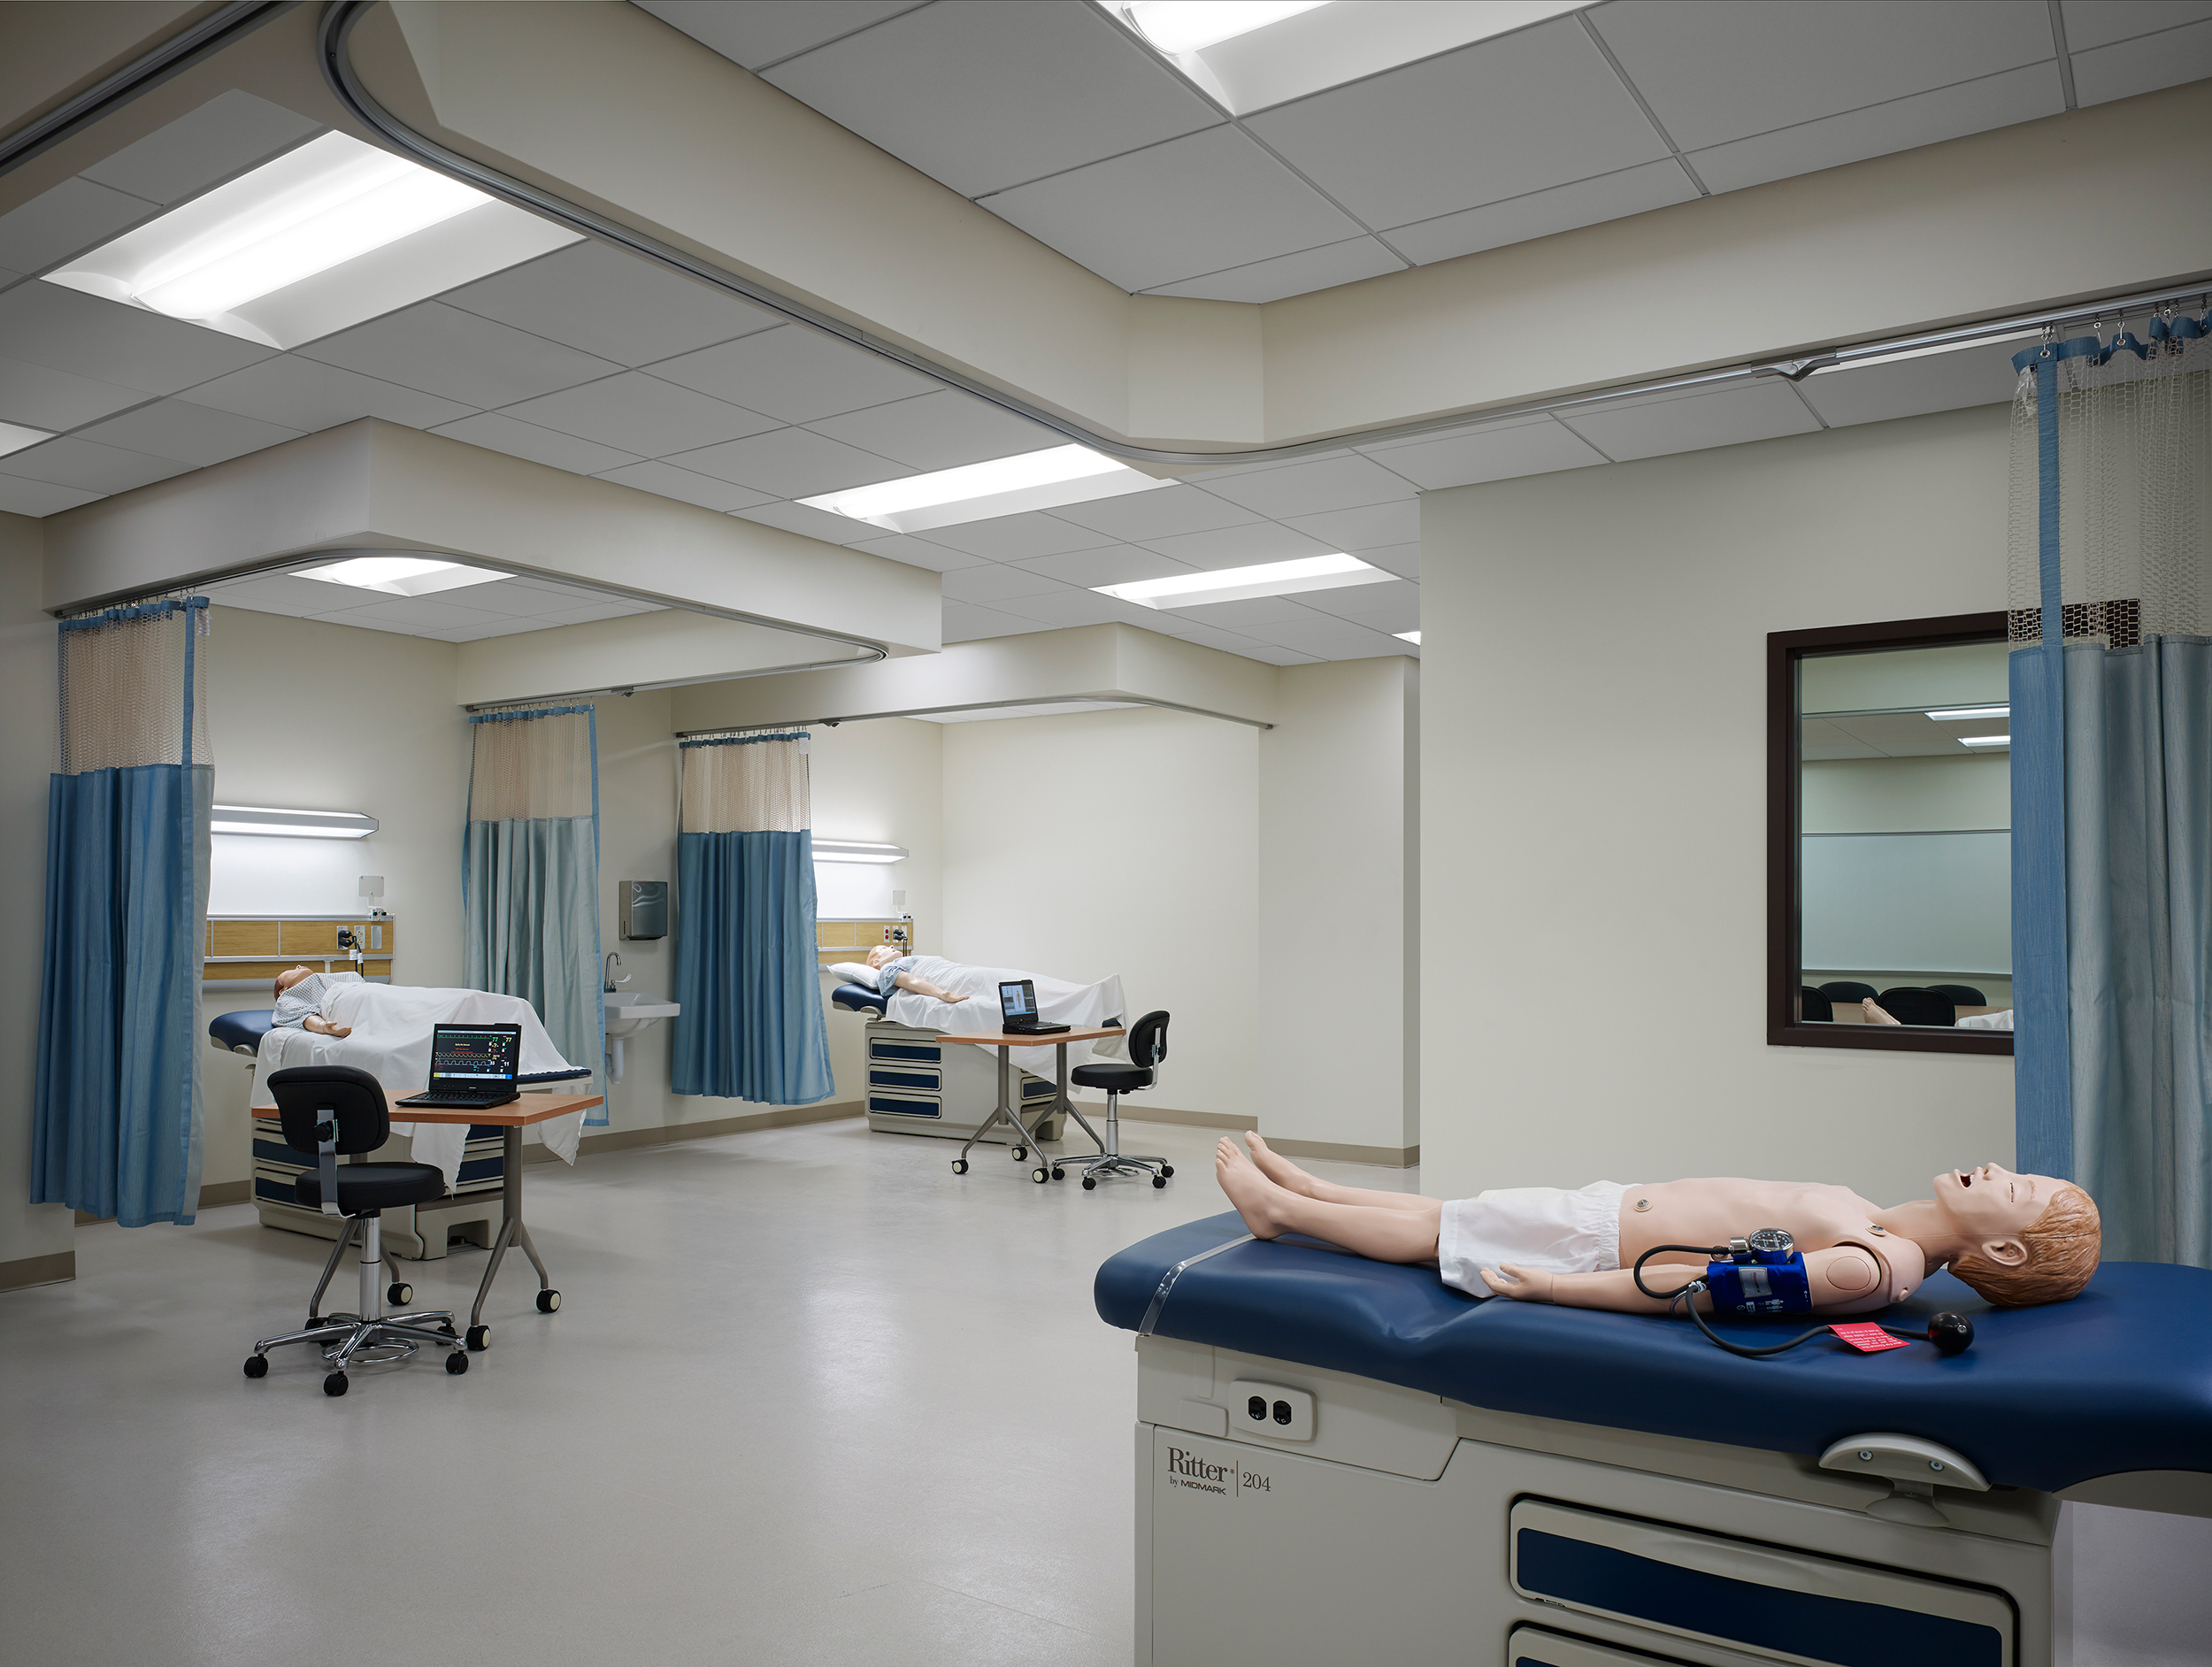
[934,1027,1125,1047]
[251,1093,604,1126]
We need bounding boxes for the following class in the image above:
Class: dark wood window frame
[1768,611,2014,1056]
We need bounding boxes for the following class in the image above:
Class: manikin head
[1930,1162,2101,1306]
[273,964,314,1001]
[864,944,902,971]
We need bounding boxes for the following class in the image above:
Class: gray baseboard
[1118,1103,1258,1133]
[76,1176,253,1225]
[0,1250,76,1293]
[521,1100,863,1163]
[1247,1135,1420,1169]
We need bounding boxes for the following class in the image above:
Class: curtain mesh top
[56,602,211,775]
[680,731,810,834]
[469,708,595,821]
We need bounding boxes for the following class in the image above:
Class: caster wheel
[536,1289,561,1314]
[1160,1164,1175,1179]
[439,1322,458,1338]
[466,1325,491,1352]
[1011,1145,1026,1162]
[1051,1166,1065,1180]
[242,1355,268,1379]
[1153,1175,1168,1189]
[323,1371,349,1397]
[1032,1166,1050,1184]
[951,1158,968,1175]
[387,1282,412,1306]
[445,1350,469,1375]
[1082,1176,1097,1191]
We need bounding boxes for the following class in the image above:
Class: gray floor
[0,1118,1417,1666]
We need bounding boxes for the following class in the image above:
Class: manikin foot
[1215,1137,1288,1241]
[1863,999,1901,1026]
[1244,1132,1321,1198]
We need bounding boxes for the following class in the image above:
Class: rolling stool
[1061,1010,1173,1191]
[243,1065,470,1396]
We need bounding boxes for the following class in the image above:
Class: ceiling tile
[847,533,992,572]
[0,282,273,393]
[179,355,476,432]
[418,619,550,642]
[991,588,1161,628]
[1279,499,1421,551]
[1153,617,1265,653]
[1359,542,1419,580]
[503,370,777,454]
[1194,455,1415,519]
[1294,580,1421,632]
[1217,640,1323,665]
[0,355,148,431]
[635,1,926,69]
[2070,13,2212,103]
[979,126,1363,295]
[1254,613,1414,657]
[531,600,664,626]
[733,498,886,542]
[204,573,367,616]
[441,241,781,366]
[2060,0,2212,51]
[0,178,152,276]
[0,434,190,493]
[897,511,1119,560]
[1010,545,1199,587]
[1383,159,1698,265]
[941,601,1047,642]
[1362,417,1606,489]
[764,0,1219,197]
[0,474,100,517]
[1797,340,2028,428]
[1179,446,1356,482]
[1143,236,1405,303]
[1245,19,1668,230]
[307,595,515,631]
[1164,595,1317,632]
[1137,520,1335,568]
[70,398,303,466]
[592,459,775,511]
[805,389,1057,471]
[78,89,320,207]
[431,411,642,474]
[665,426,907,496]
[1559,380,1823,462]
[1048,484,1263,542]
[649,326,937,423]
[1586,0,2055,152]
[445,579,626,617]
[298,302,622,407]
[939,564,1070,604]
[1686,64,2063,196]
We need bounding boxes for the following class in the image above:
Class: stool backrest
[268,1065,391,1155]
[1127,1010,1170,1071]
[1926,983,1987,1007]
[1798,986,1833,1023]
[1816,980,1878,1003]
[1876,987,1956,1027]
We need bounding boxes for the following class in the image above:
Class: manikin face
[865,945,899,970]
[274,965,314,995]
[1931,1162,2064,1266]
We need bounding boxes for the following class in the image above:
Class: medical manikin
[1213,1135,2101,1312]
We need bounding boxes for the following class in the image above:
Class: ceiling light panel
[293,555,512,596]
[1123,2,1332,56]
[800,444,1173,534]
[1927,705,2008,720]
[45,132,580,350]
[1960,734,2012,748]
[1394,630,1421,644]
[1095,551,1390,608]
[0,420,55,459]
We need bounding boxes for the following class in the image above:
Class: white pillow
[827,962,879,987]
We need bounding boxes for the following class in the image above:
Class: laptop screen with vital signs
[429,1024,520,1084]
[999,980,1038,1021]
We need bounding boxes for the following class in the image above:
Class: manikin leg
[1245,1133,1435,1214]
[1215,1138,1441,1264]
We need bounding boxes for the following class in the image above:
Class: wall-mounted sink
[604,993,679,1083]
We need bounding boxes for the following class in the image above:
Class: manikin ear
[1978,1237,2029,1267]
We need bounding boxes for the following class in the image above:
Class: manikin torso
[1617,1178,1912,1296]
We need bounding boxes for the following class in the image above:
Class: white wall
[1420,404,2017,1207]
[0,514,71,1276]
[1259,658,1420,1156]
[941,706,1260,1123]
[594,689,680,1127]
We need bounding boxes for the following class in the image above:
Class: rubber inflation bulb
[1927,1312,1975,1356]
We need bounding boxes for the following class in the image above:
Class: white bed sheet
[256,980,587,1187]
[884,956,1127,1082]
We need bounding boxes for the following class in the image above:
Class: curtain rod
[677,695,1274,734]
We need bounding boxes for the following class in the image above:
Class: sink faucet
[603,951,629,992]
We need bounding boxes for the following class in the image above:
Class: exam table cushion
[211,1010,273,1053]
[292,1162,446,1211]
[833,982,889,1015]
[1094,1213,2212,1496]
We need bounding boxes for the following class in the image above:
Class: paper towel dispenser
[620,880,667,941]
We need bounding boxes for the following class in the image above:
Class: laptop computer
[396,1022,523,1109]
[998,979,1068,1035]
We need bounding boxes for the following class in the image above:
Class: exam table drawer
[1508,1626,1710,1667]
[869,1040,941,1064]
[869,1066,941,1092]
[1509,1499,2013,1667]
[868,1092,941,1120]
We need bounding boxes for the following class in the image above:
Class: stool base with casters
[246,1207,468,1395]
[1064,1010,1174,1191]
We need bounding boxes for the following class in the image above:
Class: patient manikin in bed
[270,966,352,1037]
[860,944,969,1003]
[1213,1135,2101,1310]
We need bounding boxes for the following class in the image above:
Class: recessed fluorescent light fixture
[1959,735,2012,748]
[293,556,511,597]
[0,420,55,459]
[800,444,1172,534]
[1926,705,2008,720]
[1122,1,1331,54]
[45,130,579,349]
[1394,630,1421,644]
[211,804,379,839]
[1096,552,1390,610]
[813,840,908,864]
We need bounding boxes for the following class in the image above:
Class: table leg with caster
[464,1125,562,1347]
[1053,1040,1106,1157]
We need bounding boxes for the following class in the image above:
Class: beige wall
[593,689,680,1125]
[1419,403,2016,1207]
[941,707,1262,1124]
[1801,755,2009,834]
[1259,658,1419,1156]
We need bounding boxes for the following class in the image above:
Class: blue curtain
[33,599,211,1227]
[464,706,604,1123]
[2010,316,2212,1264]
[671,732,833,1104]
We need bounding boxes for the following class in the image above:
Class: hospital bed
[1097,1213,2212,1667]
[829,982,1065,1143]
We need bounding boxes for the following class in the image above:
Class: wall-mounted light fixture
[211,804,379,839]
[813,840,907,864]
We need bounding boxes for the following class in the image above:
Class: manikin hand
[304,1017,351,1038]
[1479,1264,1555,1302]
[942,992,967,1003]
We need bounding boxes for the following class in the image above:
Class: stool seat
[1072,1062,1154,1092]
[294,1162,446,1212]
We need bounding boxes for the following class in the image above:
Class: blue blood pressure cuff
[1704,1229,1812,1315]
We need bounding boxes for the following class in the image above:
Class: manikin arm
[893,971,967,1004]
[1483,1245,1893,1316]
[303,1014,352,1037]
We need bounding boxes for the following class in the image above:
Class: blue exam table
[830,981,888,1016]
[207,1008,591,1084]
[1099,1213,2212,1667]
